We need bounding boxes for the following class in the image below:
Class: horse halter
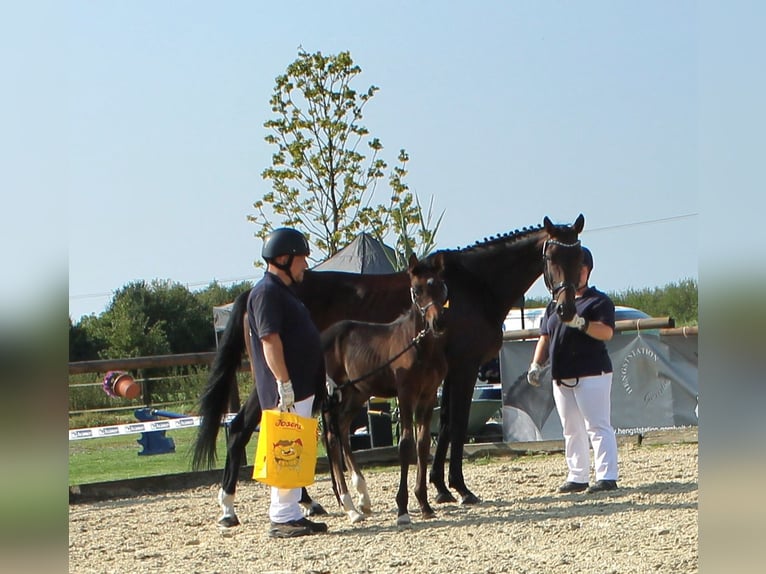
[542,238,581,300]
[410,280,448,322]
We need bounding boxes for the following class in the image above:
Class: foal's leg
[396,403,415,526]
[330,412,365,523]
[340,428,372,516]
[414,407,437,519]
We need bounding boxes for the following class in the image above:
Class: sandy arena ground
[69,441,697,574]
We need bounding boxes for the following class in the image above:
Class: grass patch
[69,425,330,486]
[68,428,230,486]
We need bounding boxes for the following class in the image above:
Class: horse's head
[407,252,448,334]
[542,214,585,322]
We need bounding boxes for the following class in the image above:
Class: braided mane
[438,224,545,254]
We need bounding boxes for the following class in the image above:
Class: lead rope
[333,325,429,393]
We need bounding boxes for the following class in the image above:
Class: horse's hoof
[360,505,372,515]
[348,511,365,524]
[301,501,328,516]
[217,515,240,528]
[434,491,458,504]
[460,492,481,505]
[396,514,412,527]
[422,509,436,519]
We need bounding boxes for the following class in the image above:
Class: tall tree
[249,49,442,268]
[81,280,215,358]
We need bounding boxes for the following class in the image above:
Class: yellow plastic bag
[253,409,318,489]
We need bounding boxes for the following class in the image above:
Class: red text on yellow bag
[253,409,318,488]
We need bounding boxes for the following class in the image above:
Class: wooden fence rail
[69,317,688,375]
[69,351,222,374]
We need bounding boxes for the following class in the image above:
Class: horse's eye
[427,278,435,287]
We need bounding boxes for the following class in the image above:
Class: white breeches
[552,372,618,483]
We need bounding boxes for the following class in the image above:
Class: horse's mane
[439,224,545,255]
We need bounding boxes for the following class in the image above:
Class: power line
[69,275,259,302]
[69,212,698,302]
[585,212,697,234]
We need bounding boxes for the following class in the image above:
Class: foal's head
[407,252,448,334]
[542,213,585,322]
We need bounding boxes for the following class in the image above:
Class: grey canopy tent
[312,232,396,274]
[213,233,397,343]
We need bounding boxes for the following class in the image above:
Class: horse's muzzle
[429,311,448,335]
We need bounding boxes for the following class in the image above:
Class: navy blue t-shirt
[247,272,324,409]
[540,285,615,381]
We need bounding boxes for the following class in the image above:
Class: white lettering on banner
[68,414,237,441]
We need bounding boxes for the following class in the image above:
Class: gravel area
[68,441,697,574]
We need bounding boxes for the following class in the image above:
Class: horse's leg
[299,487,326,516]
[396,403,415,526]
[334,412,365,523]
[430,382,457,503]
[414,408,436,519]
[446,366,481,504]
[217,396,260,528]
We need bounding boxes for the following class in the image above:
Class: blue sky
[4,1,733,323]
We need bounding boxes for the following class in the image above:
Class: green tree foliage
[74,280,207,359]
[249,49,443,269]
[614,278,698,326]
[524,278,698,326]
[68,317,102,362]
[193,280,253,317]
[69,280,256,361]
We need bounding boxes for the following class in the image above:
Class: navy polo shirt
[540,286,615,381]
[247,272,324,409]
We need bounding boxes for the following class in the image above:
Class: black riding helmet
[262,227,310,282]
[582,246,593,272]
[262,227,310,261]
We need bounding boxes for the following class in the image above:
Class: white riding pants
[552,372,618,483]
[269,394,314,523]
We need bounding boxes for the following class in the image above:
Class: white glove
[326,376,341,400]
[527,362,543,387]
[564,314,588,331]
[277,379,295,411]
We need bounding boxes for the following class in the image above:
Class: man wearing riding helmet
[246,227,328,538]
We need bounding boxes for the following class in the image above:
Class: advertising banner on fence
[499,332,698,442]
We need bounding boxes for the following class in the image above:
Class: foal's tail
[192,290,249,471]
[320,390,343,506]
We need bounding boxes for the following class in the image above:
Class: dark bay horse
[193,214,585,526]
[322,254,448,525]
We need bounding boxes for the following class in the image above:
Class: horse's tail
[192,290,250,471]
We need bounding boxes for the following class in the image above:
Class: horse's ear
[543,216,554,233]
[573,213,585,234]
[408,252,419,271]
